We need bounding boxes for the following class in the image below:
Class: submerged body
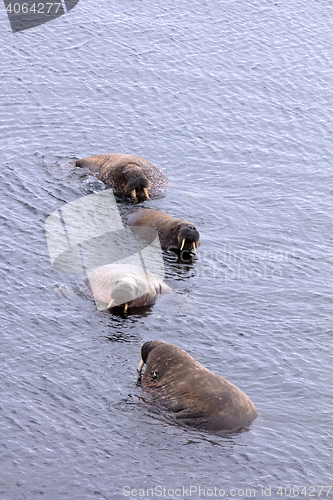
[138,341,258,431]
[86,264,171,311]
[76,153,168,200]
[125,208,200,253]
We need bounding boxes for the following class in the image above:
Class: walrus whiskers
[142,187,149,199]
[137,359,145,373]
[192,241,196,253]
[180,239,185,251]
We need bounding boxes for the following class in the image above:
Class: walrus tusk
[192,242,196,254]
[107,298,115,309]
[180,239,185,251]
[143,187,149,199]
[123,303,128,314]
[137,359,145,373]
[131,189,137,200]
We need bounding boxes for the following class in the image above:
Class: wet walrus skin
[125,208,200,254]
[86,264,171,311]
[138,341,258,431]
[76,153,168,200]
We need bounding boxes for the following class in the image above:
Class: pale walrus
[125,209,200,254]
[76,153,168,201]
[137,341,258,431]
[86,264,171,313]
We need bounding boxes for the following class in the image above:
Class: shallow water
[1,0,332,498]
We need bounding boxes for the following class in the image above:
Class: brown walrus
[76,153,168,201]
[125,208,200,254]
[86,264,171,313]
[138,341,258,431]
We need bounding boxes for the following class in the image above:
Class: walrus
[137,341,258,431]
[86,264,171,313]
[76,153,168,201]
[125,209,200,254]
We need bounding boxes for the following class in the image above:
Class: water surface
[0,0,332,498]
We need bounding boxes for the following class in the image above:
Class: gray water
[1,0,332,499]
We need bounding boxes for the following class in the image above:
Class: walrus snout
[178,225,200,253]
[123,167,151,200]
[107,280,138,309]
[141,340,165,363]
[138,340,166,373]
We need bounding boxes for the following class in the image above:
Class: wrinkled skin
[76,153,168,200]
[126,208,200,253]
[138,341,258,431]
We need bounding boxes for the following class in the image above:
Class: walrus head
[122,165,151,201]
[107,278,139,313]
[177,225,200,254]
[137,340,165,373]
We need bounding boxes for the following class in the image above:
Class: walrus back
[76,155,111,174]
[126,209,191,250]
[141,343,258,431]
